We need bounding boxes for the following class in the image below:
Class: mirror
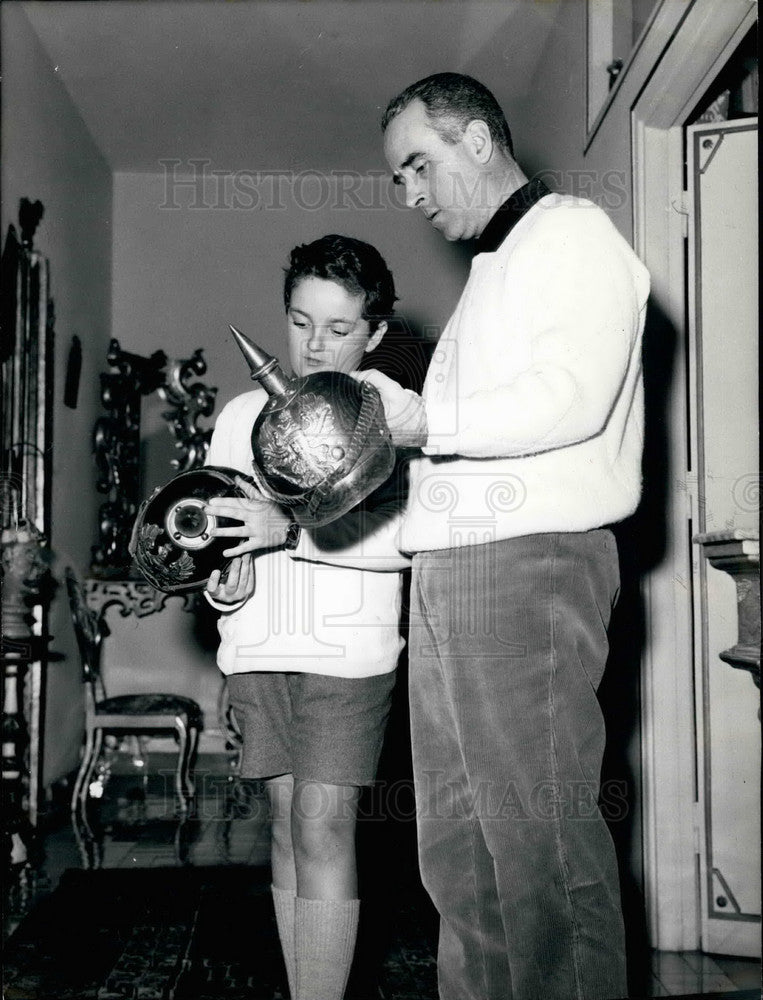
[90,340,217,578]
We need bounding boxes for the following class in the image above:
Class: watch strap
[283,521,301,550]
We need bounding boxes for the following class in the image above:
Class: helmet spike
[229,325,291,396]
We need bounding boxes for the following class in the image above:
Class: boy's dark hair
[381,72,514,158]
[284,234,397,331]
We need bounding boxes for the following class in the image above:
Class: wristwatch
[283,520,301,550]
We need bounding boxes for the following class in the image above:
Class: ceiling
[21,0,562,174]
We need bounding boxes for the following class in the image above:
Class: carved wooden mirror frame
[90,341,217,579]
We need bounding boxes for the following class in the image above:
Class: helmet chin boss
[130,467,251,594]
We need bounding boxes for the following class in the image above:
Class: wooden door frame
[631,0,758,952]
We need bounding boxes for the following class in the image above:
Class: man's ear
[365,321,387,353]
[465,119,493,165]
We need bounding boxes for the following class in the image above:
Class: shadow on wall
[358,315,435,395]
[602,296,678,996]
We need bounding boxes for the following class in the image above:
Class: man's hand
[205,476,292,557]
[206,554,254,605]
[353,369,428,449]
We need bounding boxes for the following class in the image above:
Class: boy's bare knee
[292,812,350,861]
[289,780,359,863]
[270,811,293,855]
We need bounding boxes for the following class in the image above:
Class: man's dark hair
[381,72,514,158]
[284,234,397,331]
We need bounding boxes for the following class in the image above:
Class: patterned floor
[3,752,760,999]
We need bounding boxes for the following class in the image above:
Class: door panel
[687,118,760,958]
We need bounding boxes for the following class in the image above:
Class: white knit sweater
[206,389,407,677]
[399,194,651,553]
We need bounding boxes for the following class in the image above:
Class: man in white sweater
[359,73,650,1000]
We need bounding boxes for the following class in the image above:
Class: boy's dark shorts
[226,669,396,786]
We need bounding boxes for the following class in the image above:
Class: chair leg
[71,726,95,812]
[174,717,189,814]
[185,725,199,799]
[72,727,103,811]
[83,728,104,804]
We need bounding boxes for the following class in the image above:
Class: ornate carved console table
[84,578,196,621]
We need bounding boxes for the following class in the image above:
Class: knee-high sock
[295,896,360,1000]
[271,884,297,999]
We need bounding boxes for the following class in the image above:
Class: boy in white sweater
[204,235,409,1000]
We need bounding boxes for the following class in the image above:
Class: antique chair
[65,567,203,814]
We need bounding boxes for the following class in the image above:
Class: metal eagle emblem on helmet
[258,393,339,488]
[230,326,394,528]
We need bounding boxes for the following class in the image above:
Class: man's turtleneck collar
[475,177,552,255]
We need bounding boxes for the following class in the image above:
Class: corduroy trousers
[408,530,628,1000]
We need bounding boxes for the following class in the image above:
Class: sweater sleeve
[291,505,410,571]
[202,394,258,613]
[289,465,411,571]
[424,208,649,459]
[205,396,239,469]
